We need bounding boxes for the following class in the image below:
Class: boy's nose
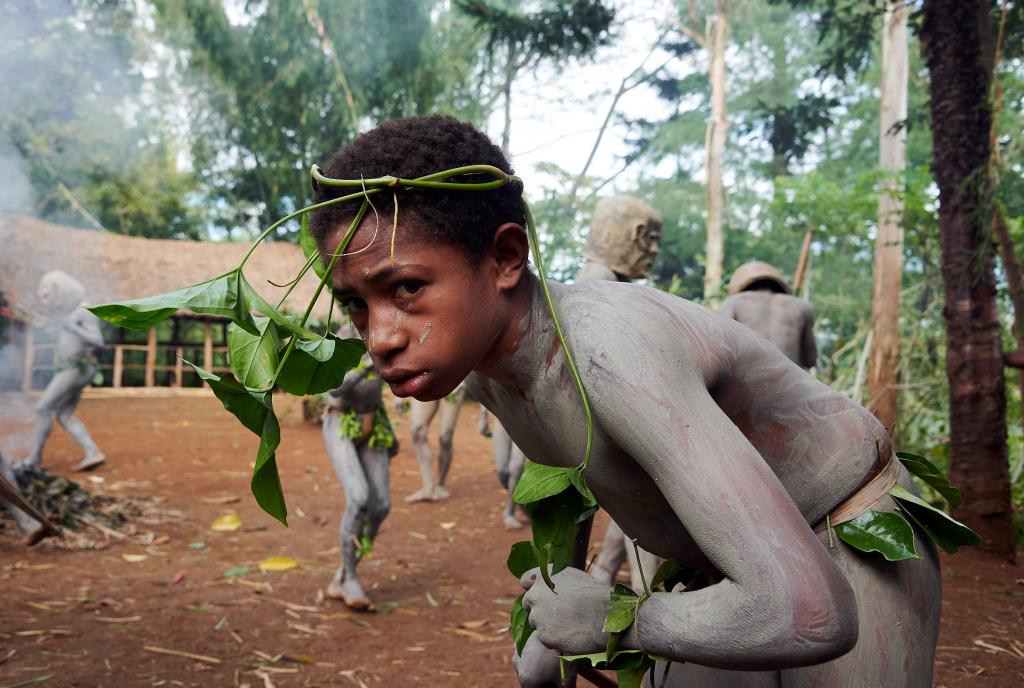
[366,309,408,360]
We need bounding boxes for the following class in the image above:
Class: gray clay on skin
[406,386,463,503]
[21,271,106,473]
[322,337,392,610]
[468,274,940,686]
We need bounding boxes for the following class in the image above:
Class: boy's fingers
[520,567,541,591]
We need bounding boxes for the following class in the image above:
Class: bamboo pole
[144,328,157,387]
[112,345,123,388]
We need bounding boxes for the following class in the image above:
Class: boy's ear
[489,223,530,290]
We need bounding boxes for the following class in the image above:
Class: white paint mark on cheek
[418,322,432,345]
[362,267,370,277]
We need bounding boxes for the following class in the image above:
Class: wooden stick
[143,645,222,665]
[793,227,813,292]
[578,665,619,688]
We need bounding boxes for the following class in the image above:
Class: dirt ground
[0,394,1022,688]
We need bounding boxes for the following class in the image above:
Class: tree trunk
[922,0,1014,559]
[703,0,729,300]
[867,1,908,436]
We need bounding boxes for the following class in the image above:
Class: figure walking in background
[720,261,817,370]
[20,271,105,473]
[406,386,463,502]
[579,196,666,592]
[322,326,397,610]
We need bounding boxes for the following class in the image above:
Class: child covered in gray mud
[321,324,398,611]
[309,115,941,687]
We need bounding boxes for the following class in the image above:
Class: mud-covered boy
[310,115,940,687]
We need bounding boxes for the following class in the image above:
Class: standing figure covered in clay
[322,325,397,610]
[720,261,817,370]
[406,385,463,502]
[20,271,106,473]
[309,116,943,688]
[580,195,666,592]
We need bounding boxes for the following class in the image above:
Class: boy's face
[324,215,517,401]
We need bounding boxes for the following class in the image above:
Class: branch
[302,0,359,132]
[567,29,673,204]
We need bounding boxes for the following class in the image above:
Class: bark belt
[814,455,900,532]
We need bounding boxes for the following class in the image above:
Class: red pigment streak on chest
[545,335,561,368]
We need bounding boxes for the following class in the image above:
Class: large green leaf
[299,212,327,279]
[833,510,920,561]
[187,362,267,436]
[277,335,364,396]
[616,654,656,688]
[513,460,573,505]
[228,316,281,391]
[650,560,683,591]
[252,394,287,526]
[507,540,540,578]
[187,362,287,525]
[510,593,533,655]
[890,484,980,554]
[603,584,639,634]
[896,451,962,508]
[527,486,587,573]
[89,271,257,333]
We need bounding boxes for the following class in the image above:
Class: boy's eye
[340,297,367,313]
[394,280,425,299]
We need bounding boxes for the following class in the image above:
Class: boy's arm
[65,309,105,348]
[523,352,857,670]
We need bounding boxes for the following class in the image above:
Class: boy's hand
[513,634,577,688]
[521,566,614,655]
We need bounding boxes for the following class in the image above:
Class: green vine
[88,163,596,529]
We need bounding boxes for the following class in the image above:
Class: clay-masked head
[37,270,86,315]
[728,261,791,295]
[584,196,663,280]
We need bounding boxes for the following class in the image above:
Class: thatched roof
[0,215,333,321]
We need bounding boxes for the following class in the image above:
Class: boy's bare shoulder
[556,280,741,381]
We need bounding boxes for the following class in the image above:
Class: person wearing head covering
[20,271,105,472]
[720,261,817,370]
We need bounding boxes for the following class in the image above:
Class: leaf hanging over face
[187,362,267,436]
[833,509,920,561]
[252,395,286,526]
[228,316,281,391]
[186,362,287,525]
[890,484,979,554]
[277,335,365,396]
[89,270,257,333]
[896,451,963,508]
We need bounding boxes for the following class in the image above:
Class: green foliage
[897,451,963,508]
[456,0,615,65]
[1,0,201,237]
[151,0,487,238]
[834,510,920,561]
[890,485,982,555]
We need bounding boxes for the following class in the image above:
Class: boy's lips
[381,369,430,397]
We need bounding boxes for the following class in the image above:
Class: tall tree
[456,0,616,155]
[922,0,1013,558]
[677,0,732,300]
[0,0,200,238]
[866,0,908,434]
[154,0,483,238]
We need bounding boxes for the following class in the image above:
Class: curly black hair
[310,115,526,260]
